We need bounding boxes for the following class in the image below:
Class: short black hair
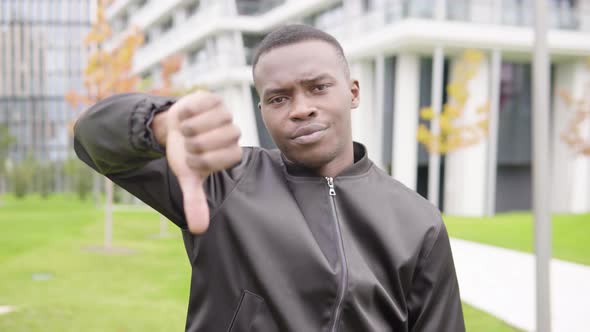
[251,24,349,77]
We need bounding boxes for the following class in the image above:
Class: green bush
[38,163,56,199]
[11,157,37,199]
[64,158,93,200]
[12,166,30,199]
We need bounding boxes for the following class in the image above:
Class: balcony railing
[323,0,590,43]
[236,0,287,16]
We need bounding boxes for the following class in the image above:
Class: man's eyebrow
[299,74,334,84]
[262,88,291,100]
[261,74,335,100]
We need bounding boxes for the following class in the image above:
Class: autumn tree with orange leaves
[417,50,490,154]
[416,49,490,205]
[65,0,143,120]
[65,0,198,245]
[65,0,146,250]
[559,57,590,156]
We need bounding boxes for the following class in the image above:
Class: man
[74,24,465,331]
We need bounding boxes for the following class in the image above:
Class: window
[186,0,200,17]
[242,33,265,65]
[188,46,206,65]
[161,17,173,33]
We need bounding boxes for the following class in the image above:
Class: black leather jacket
[74,93,465,332]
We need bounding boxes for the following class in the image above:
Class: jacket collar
[281,142,372,178]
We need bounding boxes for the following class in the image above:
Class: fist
[165,91,242,234]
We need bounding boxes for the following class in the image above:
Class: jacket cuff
[129,95,176,155]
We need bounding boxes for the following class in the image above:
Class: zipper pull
[326,177,336,196]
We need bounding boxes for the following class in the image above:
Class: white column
[435,0,447,20]
[492,0,503,24]
[428,46,444,207]
[174,7,187,25]
[551,61,590,213]
[392,54,420,190]
[342,0,364,38]
[350,60,378,160]
[444,55,490,216]
[485,49,502,216]
[580,1,590,31]
[220,83,259,147]
[373,55,386,170]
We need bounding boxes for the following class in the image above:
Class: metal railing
[322,0,590,43]
[235,0,287,16]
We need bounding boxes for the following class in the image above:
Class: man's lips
[291,123,328,144]
[291,123,328,139]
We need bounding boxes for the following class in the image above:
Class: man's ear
[258,102,262,111]
[350,79,360,109]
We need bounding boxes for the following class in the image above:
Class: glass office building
[0,0,93,163]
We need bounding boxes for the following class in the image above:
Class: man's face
[254,40,359,169]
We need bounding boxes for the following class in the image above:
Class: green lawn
[444,212,590,266]
[0,194,519,331]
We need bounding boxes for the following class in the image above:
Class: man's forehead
[254,41,345,86]
[259,71,334,93]
[257,40,340,65]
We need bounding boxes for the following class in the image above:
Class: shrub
[64,158,93,200]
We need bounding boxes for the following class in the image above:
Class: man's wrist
[151,110,168,147]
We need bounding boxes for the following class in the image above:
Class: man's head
[253,24,360,176]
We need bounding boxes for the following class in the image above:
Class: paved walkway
[0,305,15,315]
[451,239,590,332]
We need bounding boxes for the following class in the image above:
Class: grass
[0,194,519,331]
[0,194,189,331]
[444,212,590,266]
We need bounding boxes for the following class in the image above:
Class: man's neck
[315,145,354,178]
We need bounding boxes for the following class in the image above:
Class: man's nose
[289,96,317,121]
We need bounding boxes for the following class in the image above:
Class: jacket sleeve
[407,221,466,332]
[73,93,250,230]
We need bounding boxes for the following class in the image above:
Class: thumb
[178,173,210,234]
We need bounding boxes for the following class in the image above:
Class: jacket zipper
[326,176,348,332]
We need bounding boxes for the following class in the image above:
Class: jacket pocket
[227,290,264,332]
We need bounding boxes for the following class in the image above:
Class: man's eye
[312,84,329,92]
[269,96,287,104]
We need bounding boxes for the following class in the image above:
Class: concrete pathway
[0,305,15,315]
[451,239,590,332]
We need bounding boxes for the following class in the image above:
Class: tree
[559,57,590,156]
[417,49,490,204]
[140,53,203,97]
[417,50,490,154]
[66,0,144,250]
[67,1,197,242]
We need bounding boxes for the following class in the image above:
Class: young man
[74,25,465,331]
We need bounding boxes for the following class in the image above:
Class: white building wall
[103,0,590,214]
[218,83,259,147]
[392,54,420,190]
[444,56,490,216]
[350,60,379,161]
[551,61,590,213]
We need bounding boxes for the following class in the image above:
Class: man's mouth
[291,123,328,145]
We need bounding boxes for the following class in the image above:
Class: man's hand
[157,91,242,234]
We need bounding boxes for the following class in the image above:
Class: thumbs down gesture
[154,91,242,234]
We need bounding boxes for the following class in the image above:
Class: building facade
[105,0,590,215]
[0,0,94,164]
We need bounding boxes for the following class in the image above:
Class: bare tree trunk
[0,176,4,206]
[93,172,101,208]
[104,177,113,249]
